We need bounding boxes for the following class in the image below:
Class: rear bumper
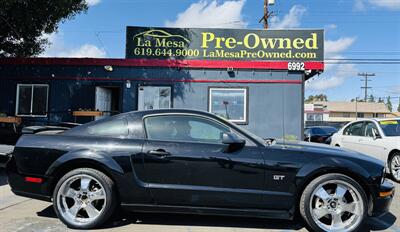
[0,153,11,169]
[370,180,395,217]
[5,156,53,202]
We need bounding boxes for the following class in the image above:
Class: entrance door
[138,86,171,110]
[95,86,121,119]
[357,121,388,160]
[95,87,112,120]
[341,121,365,151]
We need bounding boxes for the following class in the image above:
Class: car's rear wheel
[53,168,117,229]
[389,152,400,183]
[300,173,367,232]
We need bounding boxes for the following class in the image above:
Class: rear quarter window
[87,119,128,137]
[64,117,129,138]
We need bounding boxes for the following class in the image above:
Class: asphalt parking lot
[0,170,399,232]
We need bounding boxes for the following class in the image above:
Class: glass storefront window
[16,84,49,116]
[306,113,323,121]
[209,88,247,124]
[138,86,172,110]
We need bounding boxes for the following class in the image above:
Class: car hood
[272,140,384,166]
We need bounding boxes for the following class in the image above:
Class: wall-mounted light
[104,65,113,72]
[126,80,131,89]
[227,67,235,78]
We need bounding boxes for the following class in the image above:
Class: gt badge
[273,175,285,181]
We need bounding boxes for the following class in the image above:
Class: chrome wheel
[391,154,400,181]
[56,174,107,226]
[309,180,364,232]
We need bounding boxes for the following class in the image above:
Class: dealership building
[0,27,324,141]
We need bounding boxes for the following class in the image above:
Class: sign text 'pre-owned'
[126,27,324,61]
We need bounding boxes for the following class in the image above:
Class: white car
[331,118,400,182]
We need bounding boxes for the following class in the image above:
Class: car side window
[343,122,364,136]
[363,122,379,137]
[87,118,128,137]
[144,115,230,144]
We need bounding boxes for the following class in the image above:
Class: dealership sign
[126,26,324,63]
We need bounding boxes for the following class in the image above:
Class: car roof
[348,118,400,123]
[122,108,221,119]
[305,126,336,128]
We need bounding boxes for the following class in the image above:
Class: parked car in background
[304,126,338,144]
[1,109,394,232]
[331,118,400,183]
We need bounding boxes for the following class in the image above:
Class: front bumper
[370,180,395,217]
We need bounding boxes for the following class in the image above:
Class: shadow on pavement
[362,213,398,231]
[0,169,8,186]
[36,205,398,231]
[104,210,306,230]
[37,205,305,230]
[37,205,58,219]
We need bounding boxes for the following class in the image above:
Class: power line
[325,62,400,64]
[94,32,110,56]
[326,58,400,61]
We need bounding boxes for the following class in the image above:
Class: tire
[300,173,367,232]
[53,168,117,229]
[389,152,400,183]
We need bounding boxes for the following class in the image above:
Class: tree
[378,97,384,103]
[397,100,400,112]
[351,98,364,102]
[0,0,88,57]
[305,94,328,103]
[368,94,375,102]
[386,96,393,112]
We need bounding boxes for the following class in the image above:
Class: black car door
[141,114,266,209]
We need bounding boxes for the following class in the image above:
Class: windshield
[379,120,400,137]
[312,127,337,135]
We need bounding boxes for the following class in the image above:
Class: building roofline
[0,57,324,78]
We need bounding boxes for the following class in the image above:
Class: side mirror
[222,132,245,152]
[372,129,381,140]
[304,133,311,142]
[265,138,276,146]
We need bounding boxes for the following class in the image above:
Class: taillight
[24,177,43,183]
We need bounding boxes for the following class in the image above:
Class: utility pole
[355,97,358,120]
[259,0,275,29]
[263,0,269,29]
[358,72,375,102]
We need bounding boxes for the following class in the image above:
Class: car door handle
[148,149,171,157]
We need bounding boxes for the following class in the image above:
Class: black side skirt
[121,203,293,220]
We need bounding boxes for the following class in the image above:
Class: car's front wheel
[389,152,400,183]
[300,173,367,232]
[53,168,117,229]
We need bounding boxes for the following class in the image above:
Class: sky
[40,0,400,109]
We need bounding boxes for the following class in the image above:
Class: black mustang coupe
[1,109,394,232]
